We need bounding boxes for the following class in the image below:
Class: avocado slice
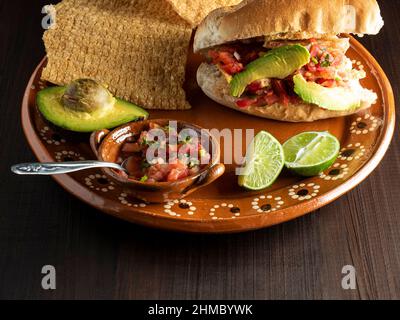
[293,74,361,111]
[37,86,149,133]
[230,45,310,97]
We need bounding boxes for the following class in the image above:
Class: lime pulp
[238,131,285,191]
[283,131,340,177]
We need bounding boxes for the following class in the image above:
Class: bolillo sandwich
[194,0,384,122]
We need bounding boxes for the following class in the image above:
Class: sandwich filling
[207,37,374,110]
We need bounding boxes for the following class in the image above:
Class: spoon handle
[11,161,124,175]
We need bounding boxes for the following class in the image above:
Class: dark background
[0,0,399,300]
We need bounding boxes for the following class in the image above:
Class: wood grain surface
[0,0,399,300]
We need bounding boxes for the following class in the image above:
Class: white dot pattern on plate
[55,150,85,162]
[118,193,147,208]
[251,195,285,213]
[84,174,115,192]
[209,203,239,220]
[339,143,366,162]
[288,183,321,201]
[320,163,350,181]
[350,114,381,135]
[163,199,197,217]
[39,126,66,145]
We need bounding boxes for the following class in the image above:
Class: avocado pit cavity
[61,79,115,114]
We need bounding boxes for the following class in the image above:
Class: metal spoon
[11,160,129,176]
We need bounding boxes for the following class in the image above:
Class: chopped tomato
[167,169,189,182]
[147,164,170,182]
[301,39,346,88]
[309,44,320,58]
[246,81,263,94]
[207,44,268,76]
[179,143,199,157]
[166,160,190,182]
[316,78,336,88]
[208,49,244,75]
[272,79,290,106]
[306,63,317,73]
[236,83,291,108]
[264,91,280,105]
[236,97,258,108]
[147,160,192,182]
[331,54,343,67]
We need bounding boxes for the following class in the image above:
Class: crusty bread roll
[197,63,377,122]
[194,0,384,52]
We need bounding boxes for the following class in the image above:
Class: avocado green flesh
[37,86,149,132]
[230,44,311,97]
[293,74,360,111]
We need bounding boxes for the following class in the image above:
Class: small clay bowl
[90,119,225,203]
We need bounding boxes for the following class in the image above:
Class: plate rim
[21,37,396,233]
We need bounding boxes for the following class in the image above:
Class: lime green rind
[286,156,338,177]
[37,86,149,133]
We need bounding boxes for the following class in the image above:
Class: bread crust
[166,0,242,27]
[194,0,384,52]
[197,63,375,122]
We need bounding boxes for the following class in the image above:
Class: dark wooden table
[1,0,399,300]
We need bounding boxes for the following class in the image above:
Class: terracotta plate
[22,37,395,233]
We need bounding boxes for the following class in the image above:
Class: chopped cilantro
[320,54,331,68]
[179,135,193,144]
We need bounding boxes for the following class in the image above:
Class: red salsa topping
[117,122,211,183]
[207,38,353,109]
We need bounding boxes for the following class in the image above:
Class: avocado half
[37,86,149,132]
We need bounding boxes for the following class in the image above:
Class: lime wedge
[283,131,340,177]
[238,131,284,191]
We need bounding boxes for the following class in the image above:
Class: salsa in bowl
[118,121,212,183]
[90,119,225,203]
